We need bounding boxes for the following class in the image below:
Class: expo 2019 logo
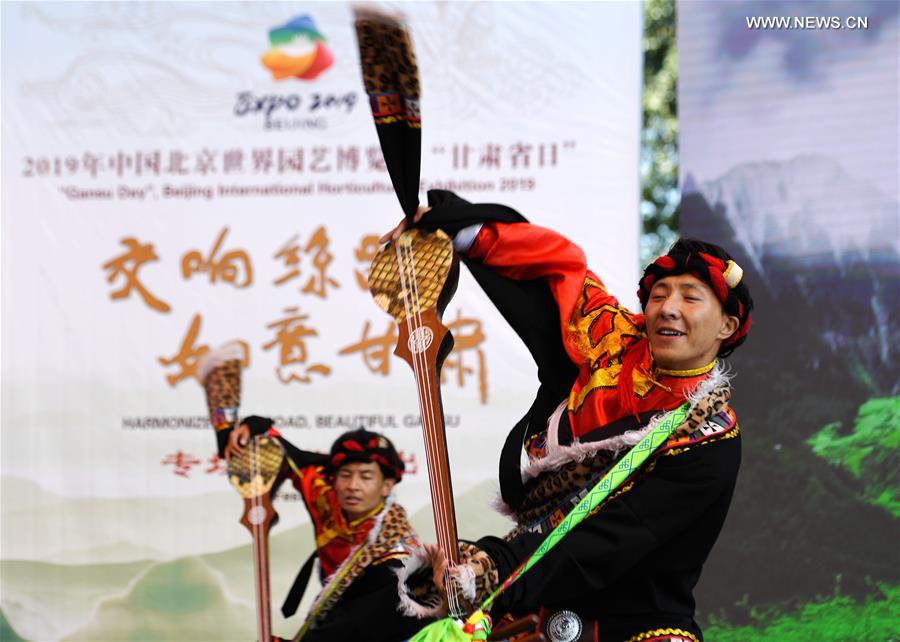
[261,15,334,81]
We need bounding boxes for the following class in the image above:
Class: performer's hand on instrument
[224,423,251,460]
[424,542,449,598]
[379,205,431,243]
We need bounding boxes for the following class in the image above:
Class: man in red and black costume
[199,357,429,642]
[391,191,753,642]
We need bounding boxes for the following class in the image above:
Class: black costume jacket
[419,191,742,642]
[236,419,429,642]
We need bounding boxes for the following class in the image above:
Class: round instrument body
[369,228,457,321]
[227,435,285,499]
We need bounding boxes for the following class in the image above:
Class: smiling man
[198,350,429,642]
[228,420,428,642]
[253,422,429,642]
[645,273,739,371]
[388,192,754,642]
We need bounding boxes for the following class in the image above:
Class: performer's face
[334,462,395,521]
[644,274,738,371]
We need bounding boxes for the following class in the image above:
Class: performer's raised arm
[389,193,754,642]
[196,351,432,641]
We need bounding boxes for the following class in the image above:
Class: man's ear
[381,478,396,498]
[718,315,739,341]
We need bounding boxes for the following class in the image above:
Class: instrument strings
[394,238,462,617]
[249,436,270,641]
[404,241,463,618]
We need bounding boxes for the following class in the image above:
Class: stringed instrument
[228,435,285,642]
[370,228,467,615]
[354,8,469,618]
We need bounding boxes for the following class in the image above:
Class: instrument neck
[396,312,460,565]
[242,492,276,642]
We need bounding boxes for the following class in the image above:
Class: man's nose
[660,295,681,318]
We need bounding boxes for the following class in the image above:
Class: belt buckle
[544,609,583,642]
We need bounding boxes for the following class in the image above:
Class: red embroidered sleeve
[467,221,623,366]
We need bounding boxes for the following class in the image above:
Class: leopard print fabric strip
[203,359,241,431]
[405,541,502,616]
[674,385,730,438]
[508,385,733,531]
[354,12,420,98]
[300,501,414,635]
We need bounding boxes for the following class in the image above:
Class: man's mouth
[657,328,685,337]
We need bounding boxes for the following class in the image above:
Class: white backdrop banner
[1,2,641,640]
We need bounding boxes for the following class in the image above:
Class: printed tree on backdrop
[641,0,678,264]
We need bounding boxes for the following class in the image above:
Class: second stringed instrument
[227,435,285,642]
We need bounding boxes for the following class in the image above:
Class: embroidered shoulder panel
[662,406,740,457]
[567,276,655,414]
[569,276,643,365]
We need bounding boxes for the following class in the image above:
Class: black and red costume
[205,405,428,642]
[404,191,753,642]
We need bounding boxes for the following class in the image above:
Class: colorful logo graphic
[261,15,333,81]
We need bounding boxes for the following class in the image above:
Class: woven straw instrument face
[227,436,284,499]
[369,229,453,321]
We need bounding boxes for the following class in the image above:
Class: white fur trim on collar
[452,563,477,603]
[521,363,731,480]
[394,546,446,619]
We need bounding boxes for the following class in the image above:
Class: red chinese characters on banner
[431,141,575,170]
[161,451,202,477]
[105,150,162,176]
[24,146,390,179]
[25,141,572,179]
[165,150,191,175]
[165,449,419,479]
[194,149,218,175]
[205,454,228,475]
[223,149,244,173]
[399,451,418,475]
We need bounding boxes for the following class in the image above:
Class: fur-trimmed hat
[638,238,754,357]
[329,428,405,481]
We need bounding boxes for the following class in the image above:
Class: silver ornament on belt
[545,609,582,642]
